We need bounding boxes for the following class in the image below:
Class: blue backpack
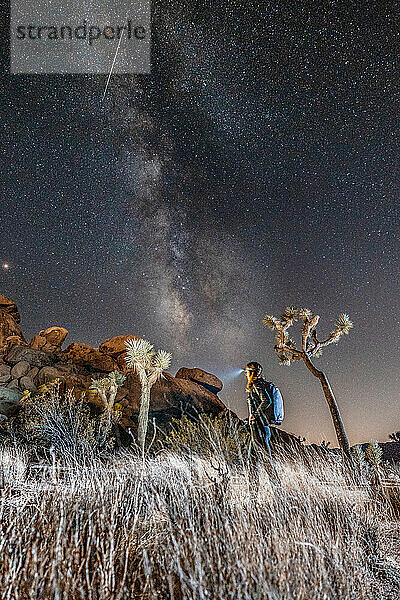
[264,381,285,425]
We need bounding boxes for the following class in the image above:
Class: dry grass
[0,443,399,600]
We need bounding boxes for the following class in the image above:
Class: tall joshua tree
[125,338,172,455]
[263,307,353,455]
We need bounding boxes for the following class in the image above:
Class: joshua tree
[263,307,353,455]
[125,338,172,455]
[90,371,126,447]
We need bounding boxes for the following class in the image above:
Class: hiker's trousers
[255,421,271,457]
[263,425,272,457]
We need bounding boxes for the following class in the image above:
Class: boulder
[0,295,21,323]
[113,371,226,428]
[6,345,53,368]
[61,343,117,372]
[40,326,68,347]
[11,361,30,379]
[19,376,37,393]
[167,375,225,413]
[37,366,66,387]
[175,367,223,394]
[7,380,20,391]
[0,364,11,384]
[0,387,22,417]
[27,367,39,381]
[30,326,68,352]
[29,334,46,351]
[99,335,141,358]
[0,311,26,354]
[37,364,92,393]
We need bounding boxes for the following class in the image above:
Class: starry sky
[1,0,399,445]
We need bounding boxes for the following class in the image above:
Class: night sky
[1,1,399,445]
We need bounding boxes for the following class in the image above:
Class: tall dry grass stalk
[0,443,399,599]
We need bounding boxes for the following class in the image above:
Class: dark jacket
[247,377,273,429]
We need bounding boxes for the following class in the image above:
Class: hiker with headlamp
[245,361,284,456]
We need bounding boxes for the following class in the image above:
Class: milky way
[1,1,399,444]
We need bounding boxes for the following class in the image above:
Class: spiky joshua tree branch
[263,307,353,455]
[124,338,172,456]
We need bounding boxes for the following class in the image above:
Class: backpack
[263,381,284,425]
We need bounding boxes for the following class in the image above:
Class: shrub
[365,440,383,469]
[16,379,122,459]
[162,412,251,463]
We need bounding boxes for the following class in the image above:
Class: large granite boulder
[108,371,226,428]
[0,387,22,418]
[61,343,117,372]
[99,334,141,358]
[30,326,68,352]
[175,367,223,394]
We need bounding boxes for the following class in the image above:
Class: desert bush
[162,412,251,463]
[16,379,122,459]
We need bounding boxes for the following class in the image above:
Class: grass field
[0,443,399,600]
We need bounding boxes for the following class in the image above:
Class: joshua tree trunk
[303,354,350,456]
[137,382,151,456]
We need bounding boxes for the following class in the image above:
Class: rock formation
[175,367,223,395]
[0,296,312,455]
[0,295,26,356]
[30,326,68,353]
[0,296,226,426]
[0,295,310,452]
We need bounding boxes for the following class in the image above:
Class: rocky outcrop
[175,367,223,394]
[99,335,141,358]
[0,295,26,354]
[61,343,117,372]
[94,371,227,428]
[0,295,22,323]
[7,345,54,368]
[30,327,68,353]
[0,297,227,425]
